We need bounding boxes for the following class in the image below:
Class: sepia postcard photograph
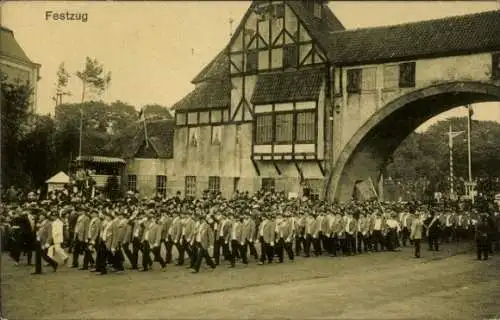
[1,0,500,319]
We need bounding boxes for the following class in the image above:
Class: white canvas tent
[46,171,70,192]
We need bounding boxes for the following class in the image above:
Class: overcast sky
[3,1,500,132]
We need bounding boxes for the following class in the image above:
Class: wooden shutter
[399,62,416,88]
[246,50,259,72]
[492,53,500,80]
[347,69,362,93]
[283,44,298,69]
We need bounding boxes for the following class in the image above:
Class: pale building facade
[0,26,41,113]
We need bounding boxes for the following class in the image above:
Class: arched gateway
[329,81,500,202]
[151,2,500,201]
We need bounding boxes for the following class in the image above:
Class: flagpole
[446,124,464,201]
[229,18,234,39]
[467,104,475,204]
[467,104,472,183]
[78,107,83,157]
[449,123,454,198]
[142,110,149,148]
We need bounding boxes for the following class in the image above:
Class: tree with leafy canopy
[76,57,111,103]
[53,100,138,165]
[18,114,58,188]
[0,73,33,188]
[386,116,500,198]
[52,62,71,106]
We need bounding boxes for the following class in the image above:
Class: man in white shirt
[442,209,455,244]
[95,212,112,274]
[371,210,384,252]
[51,212,69,265]
[399,209,412,247]
[229,212,243,268]
[214,211,232,265]
[385,212,400,251]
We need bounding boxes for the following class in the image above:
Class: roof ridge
[0,26,13,33]
[146,118,175,124]
[329,9,500,34]
[191,46,229,84]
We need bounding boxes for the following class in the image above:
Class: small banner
[355,179,378,200]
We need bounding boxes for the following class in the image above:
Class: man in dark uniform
[191,213,216,273]
[494,209,500,253]
[475,213,490,260]
[9,208,24,265]
[11,206,36,265]
[425,211,441,251]
[67,204,79,253]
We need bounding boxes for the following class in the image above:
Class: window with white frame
[185,176,196,198]
[127,175,137,192]
[156,175,167,196]
[296,111,316,143]
[275,113,293,143]
[313,2,322,18]
[255,114,273,144]
[208,176,221,194]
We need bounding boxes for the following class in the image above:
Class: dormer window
[313,2,322,18]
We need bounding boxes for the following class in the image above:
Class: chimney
[302,0,327,19]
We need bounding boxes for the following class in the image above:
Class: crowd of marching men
[1,188,499,276]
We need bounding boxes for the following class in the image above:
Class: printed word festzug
[45,11,88,23]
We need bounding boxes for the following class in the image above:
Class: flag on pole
[355,179,377,200]
[138,107,149,147]
[449,131,465,148]
[468,104,474,132]
[138,108,145,122]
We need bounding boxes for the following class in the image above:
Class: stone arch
[329,80,500,202]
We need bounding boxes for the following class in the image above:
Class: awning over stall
[76,156,126,164]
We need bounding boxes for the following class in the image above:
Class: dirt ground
[2,242,498,319]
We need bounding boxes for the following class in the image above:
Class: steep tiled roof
[251,68,325,104]
[191,48,229,84]
[0,26,37,65]
[171,79,231,111]
[104,119,175,159]
[287,1,345,52]
[191,2,344,85]
[326,10,500,66]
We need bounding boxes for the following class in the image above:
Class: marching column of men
[2,196,499,276]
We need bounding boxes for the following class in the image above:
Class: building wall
[126,158,174,197]
[332,52,495,165]
[172,120,271,198]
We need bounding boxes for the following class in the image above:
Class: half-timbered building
[172,0,341,199]
[156,1,500,201]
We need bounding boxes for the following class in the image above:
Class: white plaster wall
[333,52,495,165]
